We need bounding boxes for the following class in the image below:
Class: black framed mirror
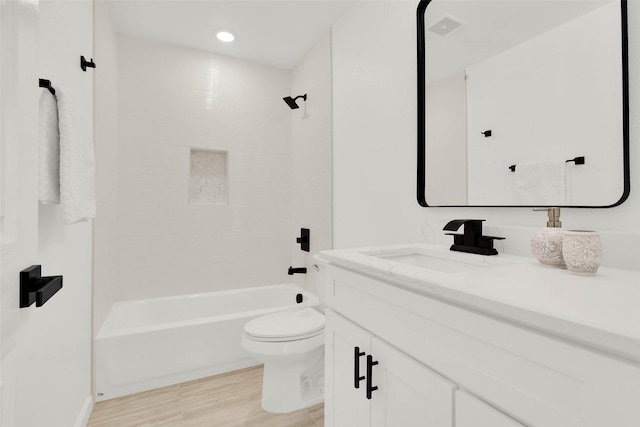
[417,0,629,207]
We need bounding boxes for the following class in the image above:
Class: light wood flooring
[87,365,324,427]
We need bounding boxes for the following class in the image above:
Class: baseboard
[74,395,93,427]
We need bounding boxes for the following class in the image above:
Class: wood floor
[87,366,324,427]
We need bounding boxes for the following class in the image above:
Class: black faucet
[443,219,504,256]
[288,266,307,275]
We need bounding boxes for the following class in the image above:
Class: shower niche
[189,149,228,205]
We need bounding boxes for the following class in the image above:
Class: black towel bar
[509,156,585,172]
[39,78,55,96]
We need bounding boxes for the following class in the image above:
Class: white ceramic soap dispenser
[531,207,565,267]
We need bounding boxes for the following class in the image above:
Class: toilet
[241,261,326,413]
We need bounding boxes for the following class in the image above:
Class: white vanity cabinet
[322,261,640,427]
[325,309,455,427]
[455,391,524,427]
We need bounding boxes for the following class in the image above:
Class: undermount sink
[364,246,512,274]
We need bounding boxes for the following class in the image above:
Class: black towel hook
[80,56,96,72]
[39,78,56,96]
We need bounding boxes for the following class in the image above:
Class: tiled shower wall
[290,33,333,293]
[115,35,293,301]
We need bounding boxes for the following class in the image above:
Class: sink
[373,253,484,273]
[364,246,512,274]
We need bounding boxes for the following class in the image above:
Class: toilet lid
[244,308,325,339]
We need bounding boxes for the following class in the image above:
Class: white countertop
[319,243,640,363]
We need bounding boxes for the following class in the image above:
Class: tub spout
[288,267,307,275]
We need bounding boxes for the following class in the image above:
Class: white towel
[56,87,96,223]
[514,160,567,205]
[39,89,61,204]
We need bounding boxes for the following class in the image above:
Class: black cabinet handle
[354,346,366,389]
[366,355,378,399]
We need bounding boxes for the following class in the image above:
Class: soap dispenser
[531,208,565,267]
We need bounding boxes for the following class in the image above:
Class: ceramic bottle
[531,207,565,267]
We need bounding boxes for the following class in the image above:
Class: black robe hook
[80,56,96,72]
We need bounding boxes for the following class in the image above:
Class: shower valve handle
[296,228,310,252]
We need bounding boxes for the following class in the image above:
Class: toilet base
[260,349,324,413]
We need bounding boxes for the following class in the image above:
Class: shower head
[283,94,307,109]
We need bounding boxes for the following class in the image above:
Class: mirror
[417,0,629,207]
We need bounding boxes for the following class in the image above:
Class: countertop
[319,243,640,363]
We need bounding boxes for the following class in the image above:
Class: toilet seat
[244,307,325,342]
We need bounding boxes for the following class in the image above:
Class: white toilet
[241,263,326,413]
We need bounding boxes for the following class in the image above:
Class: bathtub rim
[96,283,319,340]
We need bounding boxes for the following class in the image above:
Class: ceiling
[107,0,356,69]
[425,0,613,82]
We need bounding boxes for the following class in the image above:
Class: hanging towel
[56,87,96,224]
[39,89,61,204]
[514,160,567,205]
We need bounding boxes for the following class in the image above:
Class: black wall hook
[39,78,56,96]
[80,56,96,72]
[20,265,63,308]
[481,130,492,137]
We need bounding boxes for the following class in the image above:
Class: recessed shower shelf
[189,149,228,205]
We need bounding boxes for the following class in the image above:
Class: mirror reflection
[418,0,629,207]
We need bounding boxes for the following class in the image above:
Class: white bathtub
[95,284,318,401]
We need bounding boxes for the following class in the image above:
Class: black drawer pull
[354,346,366,388]
[366,354,378,399]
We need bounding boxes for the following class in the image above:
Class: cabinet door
[456,391,525,427]
[325,309,372,427]
[370,337,455,427]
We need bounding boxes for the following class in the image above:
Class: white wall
[9,0,95,425]
[113,36,293,302]
[93,0,119,339]
[332,0,640,270]
[333,0,423,248]
[466,2,622,206]
[290,32,333,293]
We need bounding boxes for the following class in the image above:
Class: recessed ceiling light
[216,31,235,42]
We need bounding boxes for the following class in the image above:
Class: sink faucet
[443,219,504,256]
[288,266,307,275]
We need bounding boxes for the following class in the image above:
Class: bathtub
[95,284,318,401]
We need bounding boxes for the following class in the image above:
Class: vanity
[319,244,640,426]
[320,0,639,423]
